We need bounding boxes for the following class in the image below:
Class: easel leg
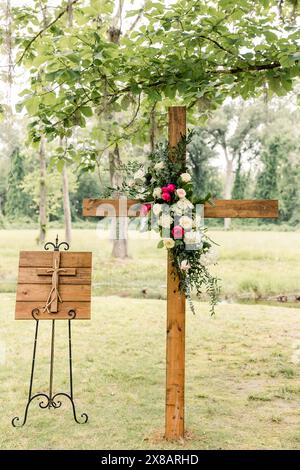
[48,320,55,408]
[12,314,49,427]
[52,312,88,424]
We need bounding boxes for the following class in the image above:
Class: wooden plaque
[15,251,92,320]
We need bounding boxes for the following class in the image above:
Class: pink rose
[176,188,186,198]
[167,184,176,193]
[140,203,152,216]
[172,225,184,239]
[161,186,169,193]
[162,192,171,202]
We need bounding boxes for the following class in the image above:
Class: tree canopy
[13,0,300,147]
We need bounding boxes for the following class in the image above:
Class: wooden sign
[15,251,92,320]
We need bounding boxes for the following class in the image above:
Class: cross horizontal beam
[83,199,278,218]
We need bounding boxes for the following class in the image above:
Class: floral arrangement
[108,135,220,314]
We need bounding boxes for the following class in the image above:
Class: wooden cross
[83,106,278,440]
[37,251,76,313]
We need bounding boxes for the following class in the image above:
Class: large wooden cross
[83,106,278,440]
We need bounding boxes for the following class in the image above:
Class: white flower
[184,231,203,249]
[152,203,162,216]
[200,248,218,266]
[180,260,191,271]
[159,213,173,228]
[172,198,194,215]
[153,187,162,198]
[180,172,192,183]
[176,188,186,199]
[154,161,164,170]
[179,215,193,230]
[163,238,175,249]
[134,169,145,180]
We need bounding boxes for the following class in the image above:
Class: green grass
[0,229,299,304]
[1,295,300,449]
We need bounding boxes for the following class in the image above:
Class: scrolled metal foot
[12,393,50,427]
[52,393,88,424]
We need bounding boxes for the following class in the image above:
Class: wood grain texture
[204,199,278,218]
[166,252,185,440]
[19,251,92,268]
[16,284,91,302]
[83,199,278,219]
[165,106,186,441]
[15,301,91,320]
[19,267,90,284]
[83,198,141,217]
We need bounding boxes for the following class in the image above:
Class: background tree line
[1,96,299,230]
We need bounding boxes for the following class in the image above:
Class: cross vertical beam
[165,106,186,440]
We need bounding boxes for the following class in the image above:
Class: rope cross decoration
[42,258,64,313]
[37,251,76,313]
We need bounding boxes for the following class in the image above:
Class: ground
[1,295,300,450]
[0,229,300,449]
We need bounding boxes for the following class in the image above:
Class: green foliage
[187,129,222,199]
[22,165,78,221]
[13,0,300,147]
[70,172,101,219]
[256,139,279,200]
[4,147,34,220]
[232,153,249,199]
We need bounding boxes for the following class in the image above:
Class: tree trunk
[38,136,47,244]
[150,103,157,153]
[109,144,128,259]
[62,164,72,244]
[224,159,234,230]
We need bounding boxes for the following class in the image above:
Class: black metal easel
[12,237,88,427]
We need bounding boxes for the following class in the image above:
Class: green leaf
[24,96,40,114]
[80,106,93,117]
[56,159,65,173]
[157,240,164,249]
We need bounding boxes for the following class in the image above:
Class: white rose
[179,215,193,230]
[163,238,175,249]
[180,260,191,271]
[176,188,186,199]
[154,161,164,170]
[153,187,162,198]
[180,173,192,183]
[159,213,173,228]
[134,169,145,180]
[152,203,162,216]
[172,198,194,215]
[184,231,203,248]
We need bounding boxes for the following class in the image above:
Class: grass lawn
[0,295,300,449]
[1,228,300,449]
[0,229,300,303]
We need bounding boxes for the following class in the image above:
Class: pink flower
[161,186,169,193]
[167,183,176,193]
[162,192,171,202]
[140,203,152,216]
[180,260,191,271]
[176,188,186,199]
[172,225,184,239]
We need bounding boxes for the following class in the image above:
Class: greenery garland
[107,132,220,315]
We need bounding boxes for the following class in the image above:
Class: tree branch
[214,61,282,74]
[17,0,80,65]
